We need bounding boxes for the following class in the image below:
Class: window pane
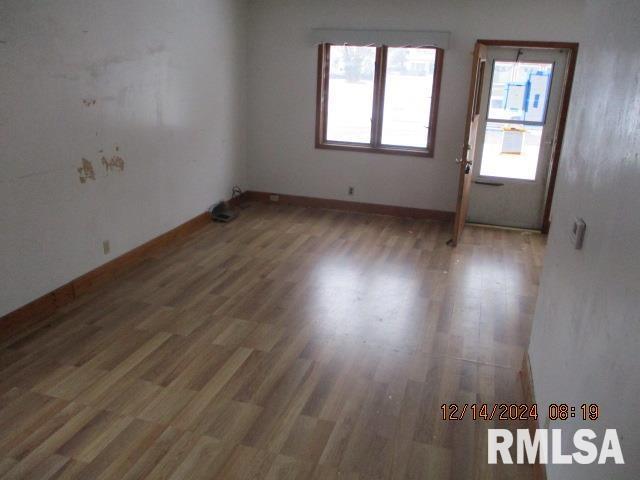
[381,47,436,149]
[326,45,376,144]
[479,122,542,180]
[487,61,553,123]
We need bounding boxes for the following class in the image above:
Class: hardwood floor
[0,203,546,479]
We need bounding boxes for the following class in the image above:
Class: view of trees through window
[326,46,376,144]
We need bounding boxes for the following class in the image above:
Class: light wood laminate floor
[0,203,545,479]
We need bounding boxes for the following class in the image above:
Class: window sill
[315,141,433,158]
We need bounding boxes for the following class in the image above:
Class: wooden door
[449,42,487,246]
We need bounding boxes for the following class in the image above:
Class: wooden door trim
[450,42,486,246]
[476,40,579,233]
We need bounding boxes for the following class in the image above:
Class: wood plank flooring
[0,203,546,479]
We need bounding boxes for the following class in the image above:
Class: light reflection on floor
[309,257,422,349]
[287,220,545,374]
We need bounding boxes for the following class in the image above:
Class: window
[316,44,444,157]
[479,60,554,180]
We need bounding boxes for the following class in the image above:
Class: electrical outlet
[348,186,354,196]
[103,240,110,255]
[269,194,280,202]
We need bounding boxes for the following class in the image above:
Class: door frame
[475,40,579,234]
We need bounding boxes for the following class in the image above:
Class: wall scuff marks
[77,158,96,183]
[82,99,97,106]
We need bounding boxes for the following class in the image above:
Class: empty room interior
[1,0,639,479]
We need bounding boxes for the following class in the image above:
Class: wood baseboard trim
[1,209,216,339]
[244,191,454,222]
[521,352,547,480]
[1,190,443,338]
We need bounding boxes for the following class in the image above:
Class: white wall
[0,0,248,316]
[528,1,640,478]
[246,0,585,212]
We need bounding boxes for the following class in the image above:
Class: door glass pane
[479,122,543,180]
[326,45,376,144]
[487,61,553,124]
[381,47,436,148]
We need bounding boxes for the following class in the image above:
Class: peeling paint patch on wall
[77,158,96,183]
[101,155,125,172]
[101,146,125,172]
